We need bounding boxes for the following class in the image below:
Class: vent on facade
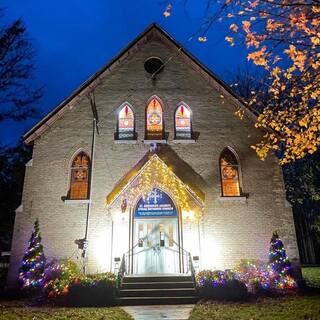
[144,57,164,75]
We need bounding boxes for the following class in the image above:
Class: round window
[144,57,164,75]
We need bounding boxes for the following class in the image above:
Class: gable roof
[24,23,256,145]
[106,151,205,209]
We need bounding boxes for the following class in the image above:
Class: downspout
[82,93,99,274]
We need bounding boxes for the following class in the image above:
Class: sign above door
[134,188,177,218]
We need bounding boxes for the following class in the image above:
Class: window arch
[146,96,164,140]
[69,152,90,199]
[117,103,135,140]
[175,103,192,139]
[220,148,241,197]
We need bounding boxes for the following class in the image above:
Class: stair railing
[117,242,141,287]
[117,236,198,287]
[188,251,197,288]
[172,239,196,281]
[117,253,126,288]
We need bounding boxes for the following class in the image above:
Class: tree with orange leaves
[164,1,320,164]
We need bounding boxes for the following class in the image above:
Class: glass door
[133,219,179,274]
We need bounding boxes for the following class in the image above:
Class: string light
[107,154,204,219]
[196,233,296,292]
[18,219,46,290]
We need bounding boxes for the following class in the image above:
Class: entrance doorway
[132,188,181,274]
[133,218,179,274]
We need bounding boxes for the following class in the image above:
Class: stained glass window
[69,152,90,199]
[175,103,192,139]
[220,148,241,196]
[118,104,134,140]
[146,97,164,139]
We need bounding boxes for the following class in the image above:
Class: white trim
[172,139,196,144]
[114,140,137,144]
[218,196,247,204]
[63,199,91,204]
[15,204,23,213]
[143,140,167,144]
[25,159,33,167]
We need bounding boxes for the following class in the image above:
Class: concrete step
[121,281,194,289]
[119,275,198,306]
[120,288,196,297]
[119,296,198,306]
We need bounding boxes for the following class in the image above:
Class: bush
[43,258,81,298]
[43,260,117,307]
[65,276,117,307]
[196,270,248,301]
[233,259,297,293]
[233,259,270,294]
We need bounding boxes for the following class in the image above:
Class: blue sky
[1,0,247,145]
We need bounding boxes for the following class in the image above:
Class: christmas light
[107,154,204,219]
[196,233,296,293]
[18,219,46,290]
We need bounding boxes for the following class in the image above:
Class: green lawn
[190,294,320,320]
[302,266,320,288]
[0,301,133,320]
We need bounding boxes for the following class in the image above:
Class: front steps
[119,275,198,305]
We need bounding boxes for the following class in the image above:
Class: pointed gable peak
[23,23,256,144]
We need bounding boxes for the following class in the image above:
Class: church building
[8,24,299,284]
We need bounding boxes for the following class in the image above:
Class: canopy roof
[106,151,205,212]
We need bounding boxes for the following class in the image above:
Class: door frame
[128,188,183,274]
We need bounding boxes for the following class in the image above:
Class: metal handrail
[117,253,126,288]
[117,232,197,284]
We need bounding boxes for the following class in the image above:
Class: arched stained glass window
[69,152,90,199]
[146,96,164,140]
[175,103,192,139]
[220,148,241,197]
[118,104,135,140]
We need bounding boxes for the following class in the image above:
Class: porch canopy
[106,148,205,218]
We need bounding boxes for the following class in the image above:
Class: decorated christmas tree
[19,219,46,290]
[269,232,292,277]
[268,231,296,289]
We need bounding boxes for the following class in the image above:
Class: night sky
[1,1,247,145]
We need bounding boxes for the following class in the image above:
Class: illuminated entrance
[132,188,180,274]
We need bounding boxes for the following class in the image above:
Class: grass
[302,266,320,288]
[190,294,320,320]
[0,301,133,320]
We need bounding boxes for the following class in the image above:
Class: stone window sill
[172,139,196,144]
[63,199,91,204]
[114,139,137,144]
[219,196,248,203]
[143,139,167,144]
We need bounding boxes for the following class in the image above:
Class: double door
[133,219,179,274]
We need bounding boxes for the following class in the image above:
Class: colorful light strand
[18,219,46,290]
